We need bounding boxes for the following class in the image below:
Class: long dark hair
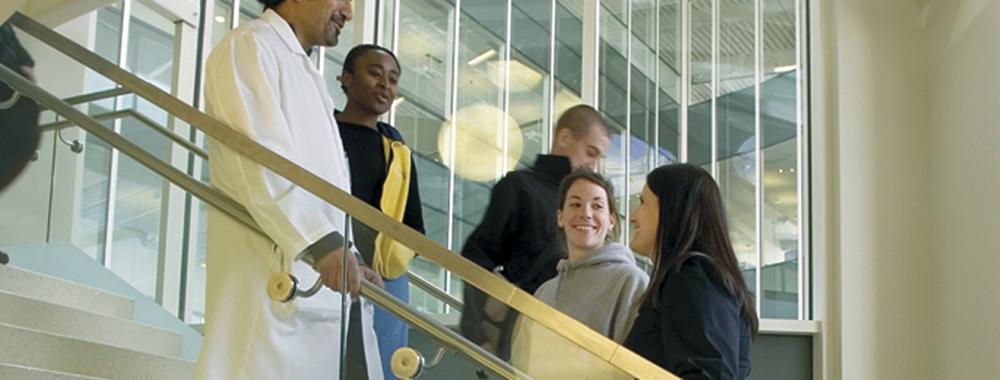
[641,164,759,334]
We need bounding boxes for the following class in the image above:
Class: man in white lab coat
[195,0,384,378]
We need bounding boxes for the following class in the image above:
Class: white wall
[0,0,27,24]
[823,0,934,378]
[925,0,1000,378]
[815,0,1000,378]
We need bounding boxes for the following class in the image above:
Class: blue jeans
[374,273,409,380]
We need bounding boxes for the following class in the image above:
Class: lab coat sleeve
[204,31,339,260]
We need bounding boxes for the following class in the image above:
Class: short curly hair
[340,44,401,94]
[256,0,284,9]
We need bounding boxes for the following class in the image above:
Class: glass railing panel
[0,72,208,362]
[340,208,670,379]
[0,40,219,312]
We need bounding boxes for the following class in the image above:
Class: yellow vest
[372,135,416,279]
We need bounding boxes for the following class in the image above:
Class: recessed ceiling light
[773,65,797,73]
[467,49,496,66]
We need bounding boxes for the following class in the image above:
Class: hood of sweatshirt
[556,242,637,274]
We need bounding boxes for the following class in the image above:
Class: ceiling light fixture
[773,65,797,73]
[467,49,497,66]
[214,16,226,24]
[392,96,406,108]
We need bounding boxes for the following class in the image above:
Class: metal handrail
[36,80,457,310]
[361,281,522,379]
[7,11,676,379]
[409,272,463,312]
[0,62,514,380]
[40,108,209,159]
[38,86,132,110]
[0,65,262,237]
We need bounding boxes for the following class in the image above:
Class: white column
[354,0,378,44]
[812,0,934,378]
[581,0,599,107]
[926,2,1000,378]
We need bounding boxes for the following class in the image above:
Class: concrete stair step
[0,265,132,319]
[0,290,182,357]
[0,363,107,380]
[0,322,194,380]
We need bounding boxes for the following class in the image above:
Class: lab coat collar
[261,8,310,57]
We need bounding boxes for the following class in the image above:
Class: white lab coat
[194,9,382,380]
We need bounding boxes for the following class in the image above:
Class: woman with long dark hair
[624,164,758,379]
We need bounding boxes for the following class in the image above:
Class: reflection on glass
[687,0,712,166]
[77,133,112,260]
[74,7,123,261]
[628,0,658,233]
[554,0,583,95]
[449,8,506,256]
[398,104,449,255]
[658,0,681,166]
[238,0,262,25]
[321,9,356,108]
[599,3,628,225]
[210,0,233,48]
[410,258,446,314]
[108,2,176,297]
[510,312,631,379]
[716,0,758,301]
[761,0,799,318]
[393,0,456,312]
[510,0,552,165]
[399,316,527,379]
[185,198,208,323]
[599,2,627,129]
[323,52,348,111]
[397,0,451,117]
[376,0,803,323]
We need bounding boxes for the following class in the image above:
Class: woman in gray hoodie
[511,169,649,379]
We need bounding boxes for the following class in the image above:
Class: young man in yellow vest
[335,44,425,380]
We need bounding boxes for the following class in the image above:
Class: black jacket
[337,120,425,266]
[460,154,572,293]
[624,255,752,380]
[0,23,39,191]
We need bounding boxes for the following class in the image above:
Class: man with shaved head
[460,104,611,360]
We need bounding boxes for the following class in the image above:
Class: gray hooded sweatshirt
[533,242,650,342]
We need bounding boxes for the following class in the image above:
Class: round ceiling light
[438,104,524,182]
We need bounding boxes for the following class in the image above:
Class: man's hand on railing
[314,247,361,298]
[360,266,385,290]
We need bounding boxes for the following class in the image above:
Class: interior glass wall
[17,0,805,322]
[375,0,806,319]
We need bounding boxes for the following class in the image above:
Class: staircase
[0,264,195,379]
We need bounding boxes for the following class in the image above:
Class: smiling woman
[510,168,649,379]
